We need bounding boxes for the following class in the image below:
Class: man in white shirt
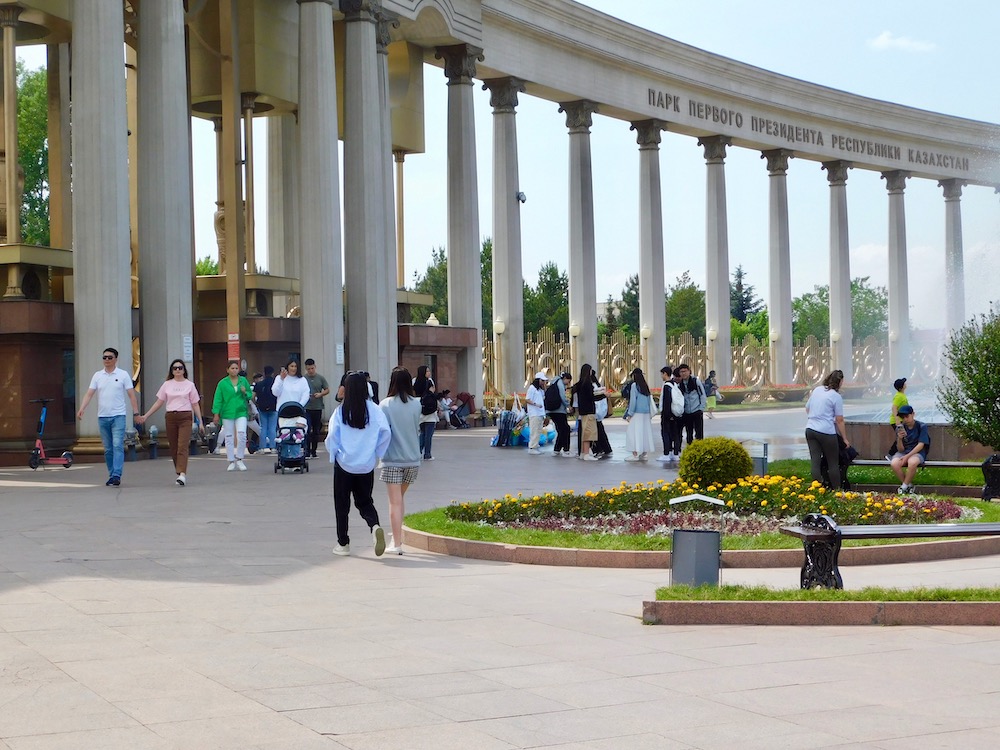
[77,347,139,487]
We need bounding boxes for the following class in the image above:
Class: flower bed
[717,386,756,404]
[768,385,809,402]
[445,476,963,529]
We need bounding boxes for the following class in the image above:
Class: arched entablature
[384,0,482,47]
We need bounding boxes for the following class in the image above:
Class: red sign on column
[227,333,240,360]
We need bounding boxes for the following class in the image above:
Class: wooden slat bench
[780,512,1000,589]
[853,459,980,469]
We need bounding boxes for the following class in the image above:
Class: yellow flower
[760,500,768,507]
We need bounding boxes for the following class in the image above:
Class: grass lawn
[768,458,984,488]
[655,583,1000,601]
[405,498,1000,551]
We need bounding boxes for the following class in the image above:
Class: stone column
[763,149,794,385]
[484,77,526,394]
[559,100,599,376]
[882,170,911,379]
[344,0,388,382]
[137,0,196,424]
[698,136,732,385]
[241,92,258,279]
[72,0,135,438]
[266,115,301,314]
[939,179,966,333]
[376,10,399,371]
[631,119,667,376]
[0,5,21,246]
[823,161,854,376]
[47,44,73,252]
[298,0,344,382]
[393,150,406,288]
[437,44,484,402]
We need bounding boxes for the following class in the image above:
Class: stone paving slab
[2,414,1000,748]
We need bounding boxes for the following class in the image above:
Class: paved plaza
[2,410,1000,749]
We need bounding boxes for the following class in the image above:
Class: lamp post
[568,321,580,378]
[706,326,717,375]
[830,329,840,374]
[640,324,651,373]
[494,318,506,398]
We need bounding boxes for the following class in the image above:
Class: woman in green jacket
[212,360,252,471]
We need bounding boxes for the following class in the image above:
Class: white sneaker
[236,460,247,471]
[672,454,681,463]
[640,453,648,461]
[372,525,386,556]
[384,545,404,555]
[176,473,186,486]
[332,544,350,556]
[527,448,541,455]
[656,454,670,462]
[227,462,236,472]
[582,454,598,462]
[625,455,641,462]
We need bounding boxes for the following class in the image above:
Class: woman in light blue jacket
[379,367,422,554]
[623,368,656,461]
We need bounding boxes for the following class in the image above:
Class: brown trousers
[165,411,193,474]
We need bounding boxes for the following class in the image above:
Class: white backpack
[665,382,684,418]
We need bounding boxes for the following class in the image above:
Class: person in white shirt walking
[77,347,139,487]
[525,372,548,455]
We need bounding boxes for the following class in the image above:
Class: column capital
[881,170,910,194]
[482,77,526,114]
[559,100,599,133]
[0,5,23,27]
[212,116,223,133]
[342,0,379,23]
[240,91,259,111]
[822,160,852,186]
[435,44,484,85]
[697,135,731,163]
[630,119,667,149]
[375,10,398,54]
[761,148,793,175]
[938,178,966,200]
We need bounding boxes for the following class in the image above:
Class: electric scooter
[28,398,73,469]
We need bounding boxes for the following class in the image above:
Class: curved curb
[641,600,1000,626]
[402,526,1000,569]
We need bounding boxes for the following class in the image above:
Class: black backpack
[620,381,632,404]
[543,382,562,411]
[420,391,438,416]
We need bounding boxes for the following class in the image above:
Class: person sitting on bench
[890,404,930,495]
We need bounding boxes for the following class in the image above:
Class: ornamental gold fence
[481,328,943,401]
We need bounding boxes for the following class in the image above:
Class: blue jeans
[419,421,435,459]
[98,415,126,479]
[259,410,278,450]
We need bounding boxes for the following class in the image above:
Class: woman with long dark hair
[573,363,599,461]
[805,369,850,488]
[623,368,655,461]
[412,364,437,460]
[378,367,422,554]
[325,372,391,557]
[137,358,204,486]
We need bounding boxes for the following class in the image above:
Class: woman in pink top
[137,359,204,486]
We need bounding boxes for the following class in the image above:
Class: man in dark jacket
[675,364,706,447]
[253,365,278,453]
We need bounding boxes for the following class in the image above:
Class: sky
[18,1,1000,331]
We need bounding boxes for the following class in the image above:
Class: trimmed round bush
[678,436,754,487]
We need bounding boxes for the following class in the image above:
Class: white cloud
[868,31,936,53]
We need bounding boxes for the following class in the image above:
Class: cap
[897,404,914,415]
[893,377,907,391]
[534,371,549,381]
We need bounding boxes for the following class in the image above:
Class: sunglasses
[172,365,185,370]
[102,355,115,360]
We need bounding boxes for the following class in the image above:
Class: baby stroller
[451,391,475,429]
[274,402,309,474]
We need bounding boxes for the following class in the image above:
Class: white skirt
[625,412,656,454]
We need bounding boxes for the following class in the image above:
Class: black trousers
[548,413,570,453]
[333,462,380,546]
[578,419,612,455]
[681,410,704,445]
[661,416,682,454]
[306,409,323,456]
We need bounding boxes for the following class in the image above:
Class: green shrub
[678,436,753,486]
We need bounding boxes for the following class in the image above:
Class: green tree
[729,264,763,323]
[618,273,639,333]
[409,238,494,331]
[480,237,493,334]
[730,309,769,343]
[523,261,568,335]
[195,255,219,275]
[598,294,619,338]
[664,271,705,339]
[17,61,48,245]
[791,277,888,343]
[938,310,1000,449]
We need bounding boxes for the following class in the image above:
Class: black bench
[780,512,1000,589]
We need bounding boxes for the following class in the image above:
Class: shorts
[580,414,598,442]
[379,465,419,484]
